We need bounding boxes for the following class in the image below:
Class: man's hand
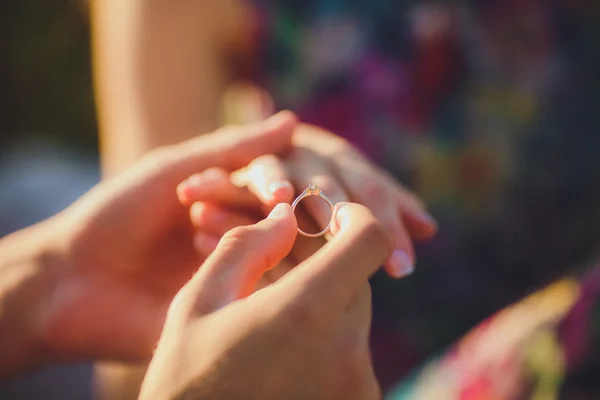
[140,203,392,400]
[0,112,298,377]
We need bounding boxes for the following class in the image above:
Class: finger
[381,215,415,279]
[360,163,438,239]
[260,259,296,288]
[354,191,416,279]
[328,151,418,276]
[396,189,438,240]
[246,154,295,208]
[294,124,438,239]
[320,133,437,236]
[163,110,298,178]
[187,203,297,313]
[189,202,258,236]
[277,203,393,312]
[287,147,348,229]
[177,167,261,209]
[193,232,220,257]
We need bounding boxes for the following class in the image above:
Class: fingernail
[268,203,289,219]
[388,250,414,278]
[268,181,293,197]
[179,174,203,190]
[177,177,202,203]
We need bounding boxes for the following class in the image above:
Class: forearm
[0,218,66,380]
[91,0,251,176]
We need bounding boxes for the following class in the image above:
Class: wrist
[0,215,71,379]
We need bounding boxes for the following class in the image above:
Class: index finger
[160,111,298,179]
[277,203,393,311]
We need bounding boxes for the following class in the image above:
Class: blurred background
[1,0,600,399]
[0,2,97,399]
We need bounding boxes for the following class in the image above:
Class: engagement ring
[291,184,334,237]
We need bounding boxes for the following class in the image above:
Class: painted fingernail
[268,181,293,197]
[388,250,414,278]
[268,203,289,219]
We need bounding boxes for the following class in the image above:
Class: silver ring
[291,184,334,237]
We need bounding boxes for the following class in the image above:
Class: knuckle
[358,218,394,256]
[219,224,279,271]
[280,298,324,335]
[219,225,255,252]
[258,247,279,272]
[361,180,387,200]
[286,146,310,165]
[165,285,195,324]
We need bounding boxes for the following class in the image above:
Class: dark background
[1,3,96,399]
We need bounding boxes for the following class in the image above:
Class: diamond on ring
[291,184,334,238]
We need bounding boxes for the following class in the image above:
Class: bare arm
[91,0,253,175]
[91,3,256,398]
[0,219,64,380]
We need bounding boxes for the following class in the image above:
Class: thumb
[186,203,297,314]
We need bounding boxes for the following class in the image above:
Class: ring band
[291,184,334,237]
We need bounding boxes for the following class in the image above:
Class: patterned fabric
[389,271,600,399]
[249,0,600,396]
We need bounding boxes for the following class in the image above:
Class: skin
[140,203,392,400]
[177,123,438,278]
[91,1,436,397]
[0,113,297,380]
[0,116,391,398]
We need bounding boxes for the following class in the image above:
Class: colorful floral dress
[250,0,600,397]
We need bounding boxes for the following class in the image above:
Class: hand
[177,123,437,279]
[139,203,392,400]
[37,112,298,363]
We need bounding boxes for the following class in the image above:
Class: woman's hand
[178,123,437,279]
[140,203,391,400]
